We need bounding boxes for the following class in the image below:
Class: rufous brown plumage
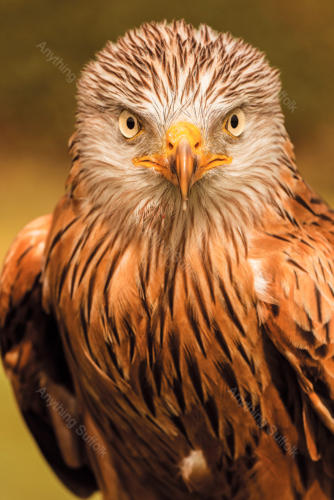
[1,20,334,499]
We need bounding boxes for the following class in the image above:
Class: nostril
[170,161,177,175]
[194,142,200,149]
[168,142,174,150]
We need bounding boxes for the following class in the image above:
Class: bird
[1,19,334,500]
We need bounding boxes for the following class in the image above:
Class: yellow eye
[119,110,141,138]
[224,109,245,137]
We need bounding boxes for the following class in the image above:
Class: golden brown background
[0,1,333,498]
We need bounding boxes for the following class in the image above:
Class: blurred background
[0,0,333,498]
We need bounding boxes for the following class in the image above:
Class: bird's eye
[224,109,245,137]
[119,110,141,138]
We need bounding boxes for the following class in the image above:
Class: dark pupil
[230,114,239,128]
[127,117,135,129]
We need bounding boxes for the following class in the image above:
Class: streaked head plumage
[72,20,293,237]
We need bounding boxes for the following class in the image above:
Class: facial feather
[72,20,294,241]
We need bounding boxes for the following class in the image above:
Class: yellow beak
[133,122,232,204]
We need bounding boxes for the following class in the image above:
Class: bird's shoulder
[0,214,52,324]
[252,176,334,294]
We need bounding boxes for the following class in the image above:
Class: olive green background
[0,1,333,499]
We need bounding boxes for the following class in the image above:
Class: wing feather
[0,215,97,497]
[251,184,334,474]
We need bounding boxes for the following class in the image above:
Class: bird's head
[74,20,293,234]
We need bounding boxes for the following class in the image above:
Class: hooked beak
[172,137,197,203]
[133,121,232,206]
